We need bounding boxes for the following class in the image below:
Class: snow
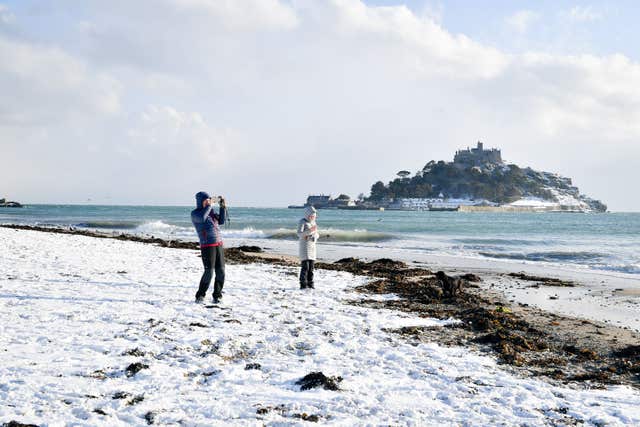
[508,197,558,208]
[508,192,591,210]
[1,227,639,426]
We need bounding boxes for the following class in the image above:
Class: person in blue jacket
[191,191,227,303]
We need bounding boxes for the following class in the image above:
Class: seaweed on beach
[112,391,131,399]
[343,260,640,388]
[235,245,263,253]
[609,345,640,380]
[353,269,481,307]
[292,413,321,422]
[256,404,287,416]
[2,422,40,427]
[317,257,428,280]
[0,224,200,249]
[189,322,208,328]
[613,345,640,359]
[125,362,149,377]
[563,345,600,361]
[476,330,547,365]
[507,272,576,287]
[6,224,640,389]
[0,225,271,264]
[245,363,262,370]
[126,394,145,406]
[144,411,157,425]
[122,348,146,357]
[295,372,343,391]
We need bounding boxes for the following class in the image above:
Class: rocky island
[363,142,607,212]
[0,198,23,208]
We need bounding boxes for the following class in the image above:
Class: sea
[1,204,639,278]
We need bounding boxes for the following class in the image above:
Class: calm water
[1,204,639,276]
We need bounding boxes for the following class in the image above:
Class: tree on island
[364,158,602,209]
[360,143,606,211]
[369,181,390,201]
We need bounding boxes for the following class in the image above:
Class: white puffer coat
[297,208,319,261]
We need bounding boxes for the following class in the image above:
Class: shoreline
[3,226,639,425]
[2,223,639,390]
[229,237,640,332]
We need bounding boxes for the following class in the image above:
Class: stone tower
[453,141,502,166]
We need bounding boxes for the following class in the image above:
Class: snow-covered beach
[231,237,640,333]
[1,227,640,426]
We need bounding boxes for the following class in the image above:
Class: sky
[1,0,639,210]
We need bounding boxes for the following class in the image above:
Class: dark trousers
[196,246,225,299]
[300,260,314,288]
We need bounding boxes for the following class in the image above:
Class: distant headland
[0,198,23,208]
[290,141,607,213]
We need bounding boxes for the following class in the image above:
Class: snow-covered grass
[1,228,639,426]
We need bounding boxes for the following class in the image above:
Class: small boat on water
[428,206,459,212]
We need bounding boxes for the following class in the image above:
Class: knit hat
[304,206,317,218]
[195,191,211,207]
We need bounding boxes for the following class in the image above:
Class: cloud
[566,5,602,23]
[0,36,121,126]
[1,0,640,209]
[513,53,640,138]
[124,105,241,171]
[505,10,540,34]
[0,4,14,24]
[326,0,508,79]
[168,0,299,31]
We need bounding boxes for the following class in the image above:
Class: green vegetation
[366,160,607,212]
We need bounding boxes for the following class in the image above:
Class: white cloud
[506,10,540,34]
[0,36,121,126]
[0,4,14,24]
[566,5,602,22]
[2,0,640,209]
[324,0,508,79]
[511,52,640,138]
[169,0,299,31]
[125,105,241,170]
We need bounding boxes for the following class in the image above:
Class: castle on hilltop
[454,141,502,166]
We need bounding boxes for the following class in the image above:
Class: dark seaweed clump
[295,372,343,391]
[125,362,149,377]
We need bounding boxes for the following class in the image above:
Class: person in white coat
[297,206,319,289]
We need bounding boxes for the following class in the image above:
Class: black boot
[300,260,311,289]
[213,281,224,301]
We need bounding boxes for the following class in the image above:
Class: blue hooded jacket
[191,191,226,247]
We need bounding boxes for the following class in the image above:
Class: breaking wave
[478,250,607,263]
[221,227,267,239]
[454,238,541,246]
[76,221,141,230]
[73,221,391,243]
[596,264,640,275]
[135,220,189,236]
[265,228,393,243]
[78,220,193,238]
